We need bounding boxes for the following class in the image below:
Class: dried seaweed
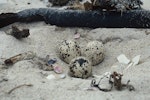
[91,71,135,92]
[11,26,30,39]
[67,0,143,11]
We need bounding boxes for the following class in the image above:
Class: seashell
[46,74,56,80]
[46,74,66,80]
[74,33,80,39]
[59,74,66,79]
[53,64,63,74]
[117,54,130,64]
[132,55,140,66]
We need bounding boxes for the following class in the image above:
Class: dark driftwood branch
[0,13,18,28]
[0,8,150,28]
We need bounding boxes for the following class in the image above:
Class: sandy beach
[0,0,150,100]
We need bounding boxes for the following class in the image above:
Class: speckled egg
[69,56,92,79]
[56,40,81,64]
[83,41,105,66]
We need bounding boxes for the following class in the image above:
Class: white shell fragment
[83,41,105,66]
[69,56,92,79]
[59,74,66,79]
[117,54,130,64]
[46,74,66,80]
[74,33,80,39]
[46,74,56,80]
[132,55,140,66]
[56,40,81,64]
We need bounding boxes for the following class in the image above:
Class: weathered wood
[0,8,150,28]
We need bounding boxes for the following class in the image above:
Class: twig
[118,0,131,10]
[7,84,33,94]
[4,51,36,66]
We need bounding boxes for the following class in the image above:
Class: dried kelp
[91,72,135,92]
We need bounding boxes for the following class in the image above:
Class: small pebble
[53,64,63,74]
[59,74,66,79]
[47,58,57,65]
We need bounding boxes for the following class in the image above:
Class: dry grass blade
[7,84,33,94]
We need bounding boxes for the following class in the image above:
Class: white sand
[0,0,150,100]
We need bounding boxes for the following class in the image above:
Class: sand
[0,0,150,100]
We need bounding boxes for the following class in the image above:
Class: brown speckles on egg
[68,56,92,79]
[57,40,81,64]
[82,41,105,66]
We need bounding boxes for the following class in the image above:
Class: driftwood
[4,51,35,66]
[0,8,150,28]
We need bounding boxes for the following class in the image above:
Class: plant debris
[67,1,93,10]
[0,78,8,83]
[91,71,135,92]
[83,87,98,91]
[34,55,64,74]
[10,26,30,39]
[4,51,36,66]
[66,0,143,12]
[36,55,56,71]
[7,84,33,94]
[49,0,69,6]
